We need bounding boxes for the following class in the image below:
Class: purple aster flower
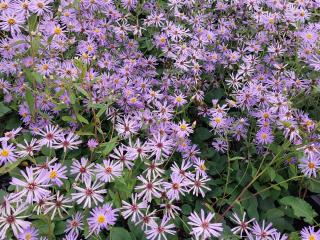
[0,10,25,34]
[230,212,255,238]
[188,209,223,239]
[121,193,148,223]
[65,212,83,235]
[0,204,30,239]
[94,159,123,183]
[87,204,118,237]
[251,221,277,240]
[163,173,189,200]
[70,157,95,182]
[146,133,174,162]
[87,138,99,150]
[0,140,17,165]
[54,132,82,152]
[29,0,53,15]
[17,226,39,240]
[37,125,64,148]
[145,217,176,240]
[11,167,51,204]
[16,138,41,157]
[300,226,320,240]
[135,175,163,202]
[71,178,107,208]
[48,163,67,186]
[298,157,320,178]
[44,191,72,220]
[256,128,274,145]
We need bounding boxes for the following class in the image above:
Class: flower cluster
[0,0,319,239]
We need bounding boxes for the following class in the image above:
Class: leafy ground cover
[0,0,320,239]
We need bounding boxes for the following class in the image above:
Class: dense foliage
[0,0,320,239]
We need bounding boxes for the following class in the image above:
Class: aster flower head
[17,226,39,240]
[135,175,163,202]
[300,226,320,240]
[48,163,67,186]
[298,156,320,178]
[95,159,123,183]
[16,138,41,157]
[0,10,25,34]
[71,178,107,208]
[65,212,83,235]
[251,220,277,240]
[37,125,64,148]
[230,212,255,238]
[0,140,17,165]
[121,193,148,223]
[188,209,223,240]
[163,173,189,200]
[145,217,176,240]
[87,138,99,150]
[70,157,95,182]
[44,191,72,220]
[0,204,30,239]
[54,132,82,152]
[87,204,118,237]
[11,167,51,204]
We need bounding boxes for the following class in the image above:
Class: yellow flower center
[42,64,49,70]
[214,117,221,124]
[261,133,268,139]
[130,97,137,103]
[7,18,16,25]
[87,45,93,52]
[1,149,9,157]
[25,233,32,240]
[308,162,315,169]
[200,164,206,171]
[309,235,316,240]
[0,3,8,10]
[180,124,187,131]
[49,170,57,179]
[306,33,313,40]
[268,18,275,24]
[176,96,183,102]
[306,120,313,127]
[97,214,105,224]
[54,27,62,35]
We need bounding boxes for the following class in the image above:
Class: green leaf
[192,127,213,143]
[181,204,192,215]
[0,102,11,117]
[110,227,132,240]
[109,191,121,208]
[96,104,109,118]
[266,167,276,181]
[279,196,317,224]
[74,84,90,97]
[54,221,66,235]
[62,116,75,122]
[28,14,38,31]
[99,137,118,156]
[307,179,320,193]
[5,116,20,130]
[25,89,35,117]
[76,114,89,124]
[70,91,76,105]
[265,208,284,220]
[0,158,26,174]
[32,219,55,237]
